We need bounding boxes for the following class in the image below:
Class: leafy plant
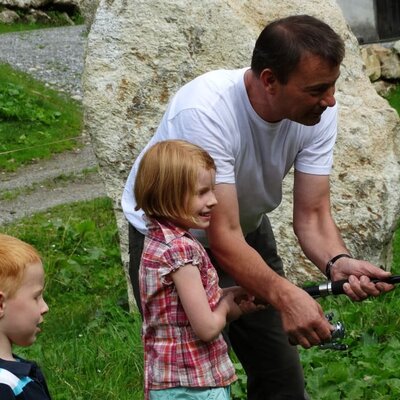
[300,228,400,399]
[0,82,62,124]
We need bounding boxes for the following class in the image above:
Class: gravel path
[0,25,107,226]
[0,25,86,99]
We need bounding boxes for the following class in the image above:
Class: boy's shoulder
[0,356,51,399]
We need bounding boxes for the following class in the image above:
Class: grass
[1,198,144,399]
[0,62,83,171]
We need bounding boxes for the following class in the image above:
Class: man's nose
[320,87,336,108]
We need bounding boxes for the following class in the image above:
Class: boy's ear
[0,292,5,318]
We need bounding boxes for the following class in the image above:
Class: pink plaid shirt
[139,218,236,397]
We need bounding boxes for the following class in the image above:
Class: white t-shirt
[122,68,338,243]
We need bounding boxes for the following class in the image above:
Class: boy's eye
[34,292,43,301]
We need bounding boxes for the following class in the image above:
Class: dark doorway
[376,0,400,41]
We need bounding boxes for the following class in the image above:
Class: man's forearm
[294,215,349,276]
[209,236,298,309]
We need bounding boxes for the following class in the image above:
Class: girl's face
[0,261,49,348]
[175,167,217,230]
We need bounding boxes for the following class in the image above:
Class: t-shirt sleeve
[167,108,237,184]
[0,384,16,399]
[159,238,204,285]
[294,104,338,175]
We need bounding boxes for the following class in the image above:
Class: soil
[0,25,106,226]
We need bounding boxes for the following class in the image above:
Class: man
[122,15,393,399]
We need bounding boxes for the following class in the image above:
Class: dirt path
[0,26,107,226]
[0,143,106,225]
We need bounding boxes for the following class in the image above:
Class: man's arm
[293,171,393,300]
[207,183,332,348]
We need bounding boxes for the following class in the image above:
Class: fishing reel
[319,312,347,350]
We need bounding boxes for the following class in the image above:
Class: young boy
[0,233,52,400]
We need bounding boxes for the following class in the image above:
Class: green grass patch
[385,84,400,115]
[2,197,144,399]
[0,63,83,171]
[0,22,64,34]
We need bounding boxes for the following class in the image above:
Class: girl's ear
[0,292,6,318]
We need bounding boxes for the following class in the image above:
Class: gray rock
[0,9,19,23]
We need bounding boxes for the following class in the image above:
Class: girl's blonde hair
[134,140,216,221]
[0,234,42,297]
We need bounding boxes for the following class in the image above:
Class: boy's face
[0,261,49,347]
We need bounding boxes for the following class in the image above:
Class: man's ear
[0,292,6,318]
[259,69,278,93]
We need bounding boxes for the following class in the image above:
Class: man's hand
[279,282,333,349]
[329,257,394,301]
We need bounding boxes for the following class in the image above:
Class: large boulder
[83,0,400,303]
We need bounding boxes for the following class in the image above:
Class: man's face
[275,53,341,126]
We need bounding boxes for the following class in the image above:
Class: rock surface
[83,0,400,289]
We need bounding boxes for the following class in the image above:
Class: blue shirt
[0,356,51,400]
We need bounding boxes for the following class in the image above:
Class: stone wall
[83,0,400,305]
[361,41,400,97]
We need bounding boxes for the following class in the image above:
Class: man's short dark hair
[251,14,345,84]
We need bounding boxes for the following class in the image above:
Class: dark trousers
[129,216,308,400]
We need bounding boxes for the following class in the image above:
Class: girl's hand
[221,286,265,320]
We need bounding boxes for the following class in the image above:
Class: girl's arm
[172,263,242,342]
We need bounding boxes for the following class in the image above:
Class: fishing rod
[303,275,400,299]
[301,275,400,349]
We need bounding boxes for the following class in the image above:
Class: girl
[134,140,262,399]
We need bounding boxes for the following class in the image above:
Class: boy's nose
[41,299,49,314]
